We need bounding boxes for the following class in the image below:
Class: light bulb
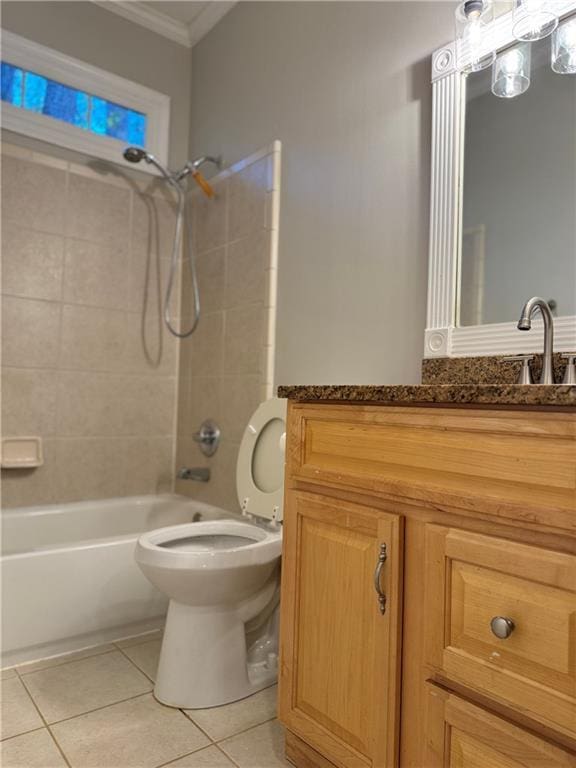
[455,0,496,71]
[552,16,576,73]
[492,43,531,98]
[500,48,524,74]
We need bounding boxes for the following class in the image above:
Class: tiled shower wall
[175,143,281,511]
[1,143,180,508]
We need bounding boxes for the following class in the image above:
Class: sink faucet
[517,297,555,384]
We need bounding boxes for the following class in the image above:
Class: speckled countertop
[276,384,576,408]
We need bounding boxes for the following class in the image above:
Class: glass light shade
[513,0,558,41]
[491,43,531,98]
[455,0,496,72]
[552,16,576,73]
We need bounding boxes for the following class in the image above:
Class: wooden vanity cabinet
[278,402,576,768]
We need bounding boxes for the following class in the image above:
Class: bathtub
[1,494,235,667]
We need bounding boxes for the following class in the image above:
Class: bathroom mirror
[459,34,576,328]
[425,2,576,358]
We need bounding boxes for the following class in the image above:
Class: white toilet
[135,397,286,709]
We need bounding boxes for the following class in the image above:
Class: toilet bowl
[135,398,286,709]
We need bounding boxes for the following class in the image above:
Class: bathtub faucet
[177,467,210,482]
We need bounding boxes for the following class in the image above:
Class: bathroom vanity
[276,385,576,768]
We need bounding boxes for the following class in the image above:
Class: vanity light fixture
[491,43,532,97]
[455,0,496,71]
[552,15,576,72]
[512,0,558,41]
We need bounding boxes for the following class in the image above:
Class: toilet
[135,397,286,709]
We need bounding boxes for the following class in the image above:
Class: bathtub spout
[177,467,210,482]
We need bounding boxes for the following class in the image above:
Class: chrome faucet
[517,297,555,384]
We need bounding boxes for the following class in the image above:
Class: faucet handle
[560,354,576,385]
[499,355,534,385]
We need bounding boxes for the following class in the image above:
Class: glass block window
[1,61,147,147]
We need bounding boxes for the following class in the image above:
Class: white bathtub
[1,494,234,667]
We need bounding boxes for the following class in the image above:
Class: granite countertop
[276,384,576,407]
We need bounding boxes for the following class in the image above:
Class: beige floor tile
[220,720,289,768]
[21,650,152,724]
[52,693,210,768]
[185,685,277,742]
[17,643,115,676]
[0,677,44,740]
[121,638,162,680]
[0,728,67,767]
[163,745,235,767]
[115,628,163,648]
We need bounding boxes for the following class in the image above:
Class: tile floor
[0,631,290,768]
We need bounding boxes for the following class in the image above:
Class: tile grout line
[154,739,230,768]
[156,713,279,768]
[0,725,45,744]
[29,691,155,730]
[214,741,242,768]
[16,672,72,768]
[179,711,279,749]
[216,714,278,747]
[178,712,215,745]
[114,643,159,686]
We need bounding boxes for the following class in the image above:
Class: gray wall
[1,1,192,167]
[189,2,453,385]
[463,55,576,325]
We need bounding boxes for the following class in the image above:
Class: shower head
[122,147,173,182]
[123,147,151,164]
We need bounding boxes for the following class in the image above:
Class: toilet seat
[236,397,287,523]
[137,520,282,571]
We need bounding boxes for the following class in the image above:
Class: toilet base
[153,597,279,709]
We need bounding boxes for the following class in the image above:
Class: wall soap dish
[1,437,44,468]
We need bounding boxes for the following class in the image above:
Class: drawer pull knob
[490,616,515,639]
[373,543,387,615]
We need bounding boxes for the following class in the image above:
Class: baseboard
[2,615,165,669]
[285,729,338,768]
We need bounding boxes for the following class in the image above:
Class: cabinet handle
[490,616,515,639]
[373,543,387,615]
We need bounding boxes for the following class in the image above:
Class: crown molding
[93,1,191,46]
[187,2,236,47]
[92,1,236,48]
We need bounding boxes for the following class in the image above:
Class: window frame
[1,30,170,172]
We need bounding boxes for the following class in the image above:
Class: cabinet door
[424,684,576,768]
[279,491,403,768]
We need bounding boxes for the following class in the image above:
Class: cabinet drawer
[424,684,576,767]
[288,405,576,528]
[424,526,576,738]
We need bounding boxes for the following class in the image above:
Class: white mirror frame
[425,1,576,358]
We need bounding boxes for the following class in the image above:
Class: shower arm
[174,156,221,183]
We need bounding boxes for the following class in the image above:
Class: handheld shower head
[122,147,173,182]
[123,147,150,164]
